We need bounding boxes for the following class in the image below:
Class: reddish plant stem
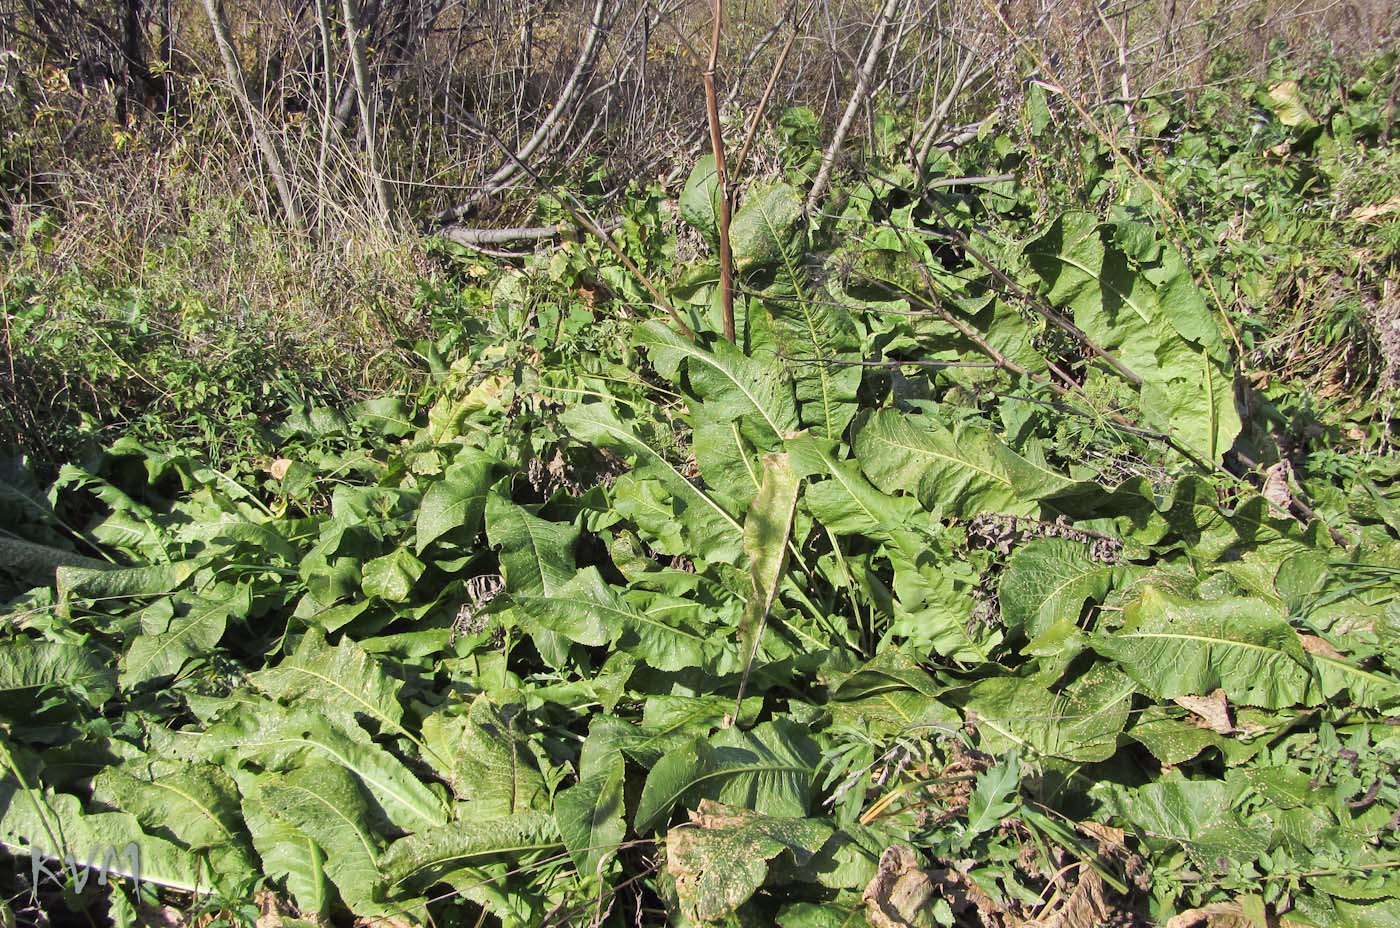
[704,0,736,343]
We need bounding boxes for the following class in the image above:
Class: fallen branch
[439,220,621,246]
[934,121,987,150]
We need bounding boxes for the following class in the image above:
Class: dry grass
[1,0,1394,470]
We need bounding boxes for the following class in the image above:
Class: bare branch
[341,0,395,223]
[439,219,620,246]
[197,0,305,233]
[805,0,903,216]
[434,0,616,224]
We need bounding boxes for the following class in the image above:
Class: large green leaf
[1101,772,1270,867]
[1023,212,1241,463]
[554,749,626,876]
[514,567,726,671]
[487,493,576,596]
[787,433,917,540]
[636,321,799,441]
[0,536,107,576]
[964,664,1135,763]
[91,760,256,884]
[853,409,1068,518]
[578,697,745,775]
[738,453,801,704]
[121,585,249,688]
[416,451,496,553]
[761,248,862,441]
[1305,642,1400,709]
[508,568,612,647]
[0,740,207,894]
[680,154,721,243]
[885,531,992,662]
[260,761,387,915]
[242,788,331,917]
[635,720,819,832]
[249,627,424,751]
[0,637,115,710]
[378,811,560,891]
[561,402,744,564]
[175,515,297,564]
[732,183,804,273]
[56,560,200,599]
[1092,586,1317,708]
[420,695,549,816]
[360,548,425,602]
[693,418,763,515]
[197,702,450,831]
[998,539,1122,639]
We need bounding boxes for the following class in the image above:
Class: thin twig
[435,0,615,224]
[732,2,811,183]
[341,0,395,223]
[197,0,304,233]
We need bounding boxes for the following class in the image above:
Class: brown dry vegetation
[0,0,1395,466]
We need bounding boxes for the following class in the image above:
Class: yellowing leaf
[737,453,801,708]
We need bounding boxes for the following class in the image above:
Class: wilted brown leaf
[864,845,939,928]
[1299,633,1345,660]
[1261,461,1293,513]
[1174,689,1235,735]
[1019,867,1111,928]
[1164,901,1258,928]
[1351,195,1400,223]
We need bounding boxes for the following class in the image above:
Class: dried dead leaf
[1076,819,1150,891]
[136,905,186,928]
[1164,902,1257,928]
[268,458,293,481]
[1261,461,1293,513]
[864,846,939,928]
[354,916,409,928]
[1300,633,1345,659]
[1022,867,1112,928]
[1350,195,1400,224]
[252,893,279,928]
[1174,689,1235,735]
[1075,821,1126,852]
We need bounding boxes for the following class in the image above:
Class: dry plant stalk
[197,0,305,233]
[704,0,736,343]
[341,0,396,224]
[806,0,904,215]
[733,2,810,184]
